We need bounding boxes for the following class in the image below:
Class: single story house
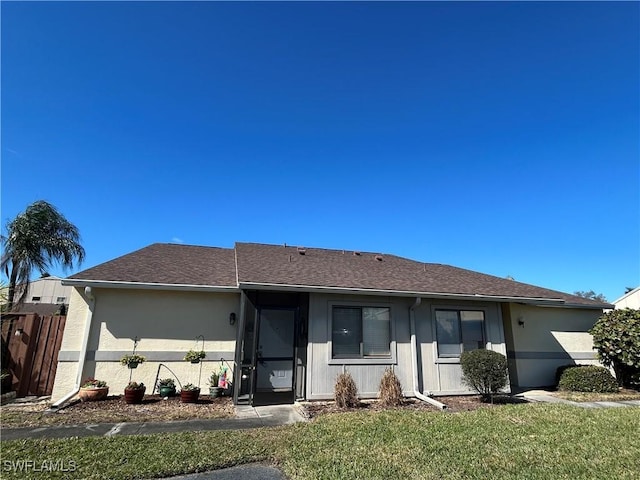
[51,242,610,406]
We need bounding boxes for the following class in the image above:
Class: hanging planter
[120,354,146,369]
[184,349,206,364]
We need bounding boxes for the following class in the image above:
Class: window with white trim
[435,309,485,358]
[332,306,391,358]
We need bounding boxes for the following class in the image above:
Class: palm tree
[1,201,85,312]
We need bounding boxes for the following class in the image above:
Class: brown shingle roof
[67,242,608,307]
[68,243,237,287]
[235,243,607,307]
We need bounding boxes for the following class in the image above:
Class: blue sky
[2,2,638,302]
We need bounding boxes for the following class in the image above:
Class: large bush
[589,308,640,389]
[460,349,508,402]
[557,365,618,393]
[334,372,358,408]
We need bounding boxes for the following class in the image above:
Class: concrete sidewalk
[1,404,305,441]
[159,464,287,480]
[517,390,640,409]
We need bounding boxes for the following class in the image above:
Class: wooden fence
[1,313,66,397]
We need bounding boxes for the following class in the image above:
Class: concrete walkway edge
[518,390,640,409]
[1,404,306,442]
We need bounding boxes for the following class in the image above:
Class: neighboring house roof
[64,242,610,308]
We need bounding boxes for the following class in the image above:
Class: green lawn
[2,404,638,480]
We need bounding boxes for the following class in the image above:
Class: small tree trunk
[612,363,625,388]
[7,266,18,313]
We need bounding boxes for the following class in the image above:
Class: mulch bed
[1,394,235,428]
[299,395,528,419]
[64,394,236,418]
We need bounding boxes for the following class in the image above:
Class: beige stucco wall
[51,287,240,401]
[505,304,603,387]
[51,287,92,398]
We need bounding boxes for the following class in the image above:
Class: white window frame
[327,301,396,365]
[432,306,489,363]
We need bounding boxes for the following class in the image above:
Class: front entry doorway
[235,291,308,406]
[253,308,296,405]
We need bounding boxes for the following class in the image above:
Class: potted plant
[78,378,109,401]
[208,372,223,397]
[184,349,206,364]
[120,354,146,369]
[180,383,200,403]
[124,381,146,404]
[157,378,176,397]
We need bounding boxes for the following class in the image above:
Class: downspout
[51,286,95,409]
[410,297,447,410]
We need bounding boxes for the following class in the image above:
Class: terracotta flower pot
[180,389,200,403]
[79,387,109,402]
[124,387,145,404]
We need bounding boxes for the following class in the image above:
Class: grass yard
[2,404,639,480]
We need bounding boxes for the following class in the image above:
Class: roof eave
[536,301,613,310]
[238,281,567,305]
[62,278,239,293]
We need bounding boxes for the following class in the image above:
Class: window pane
[436,310,461,357]
[332,307,362,358]
[461,311,485,352]
[363,307,390,356]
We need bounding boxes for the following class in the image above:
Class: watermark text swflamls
[3,459,77,473]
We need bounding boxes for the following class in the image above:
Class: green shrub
[557,365,618,393]
[334,372,358,408]
[555,364,577,385]
[589,308,640,389]
[378,368,403,407]
[460,349,508,402]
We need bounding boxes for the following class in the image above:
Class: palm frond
[2,200,85,311]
